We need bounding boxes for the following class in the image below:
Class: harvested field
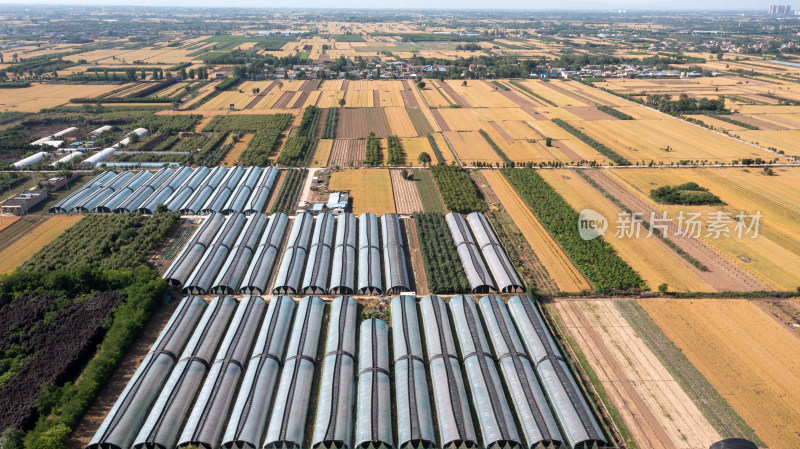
[328,169,395,215]
[641,299,800,449]
[272,91,296,109]
[563,106,616,120]
[436,80,470,107]
[221,133,253,166]
[557,299,721,449]
[419,86,451,107]
[481,170,589,292]
[606,167,799,290]
[0,83,122,112]
[538,169,715,292]
[0,216,20,233]
[310,138,334,167]
[328,139,366,167]
[390,169,423,214]
[446,131,501,164]
[336,107,392,138]
[243,81,276,109]
[385,107,417,137]
[399,88,419,108]
[0,216,83,273]
[399,137,433,165]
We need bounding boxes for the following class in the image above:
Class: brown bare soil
[336,108,392,138]
[436,80,470,107]
[290,91,310,108]
[555,300,682,449]
[430,109,450,132]
[243,81,276,110]
[299,80,318,91]
[399,82,419,108]
[488,121,513,140]
[328,139,366,167]
[405,218,428,295]
[563,106,617,120]
[390,169,424,214]
[272,91,295,109]
[582,170,768,291]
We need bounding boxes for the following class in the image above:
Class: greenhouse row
[164,212,412,296]
[446,212,524,294]
[87,294,606,449]
[49,166,278,215]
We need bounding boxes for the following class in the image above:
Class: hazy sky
[0,0,780,10]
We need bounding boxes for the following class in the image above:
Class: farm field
[555,299,721,449]
[328,168,395,215]
[220,133,253,166]
[328,139,366,167]
[0,215,20,232]
[389,169,423,214]
[398,137,434,165]
[606,167,800,290]
[310,138,334,167]
[641,299,800,449]
[537,169,715,292]
[480,169,591,292]
[0,216,83,273]
[0,83,121,112]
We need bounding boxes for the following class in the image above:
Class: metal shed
[132,296,237,449]
[114,167,174,214]
[201,166,244,214]
[163,213,226,287]
[418,295,478,449]
[391,295,436,449]
[178,296,267,449]
[181,167,227,215]
[93,170,153,213]
[49,171,117,213]
[311,295,357,449]
[446,212,494,293]
[449,295,520,449]
[466,212,524,293]
[212,213,268,295]
[302,213,335,295]
[354,319,392,449]
[87,296,208,449]
[507,295,606,449]
[243,167,279,215]
[264,296,325,449]
[163,166,211,212]
[222,166,261,215]
[272,212,314,295]
[138,166,194,214]
[357,213,383,295]
[239,213,289,295]
[479,295,562,449]
[329,213,357,295]
[221,295,296,449]
[183,213,247,295]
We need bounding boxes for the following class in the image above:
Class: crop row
[430,165,484,214]
[239,115,293,166]
[270,168,307,215]
[386,135,405,166]
[508,80,557,106]
[501,168,645,293]
[551,118,631,166]
[478,129,512,166]
[597,105,633,120]
[203,113,291,133]
[413,212,470,293]
[425,133,446,164]
[365,133,382,166]
[321,107,338,139]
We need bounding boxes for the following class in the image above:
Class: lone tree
[416,80,426,89]
[544,137,552,147]
[418,152,432,166]
[338,98,346,107]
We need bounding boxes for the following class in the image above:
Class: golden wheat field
[0,216,84,273]
[328,169,395,215]
[607,167,800,290]
[538,169,715,291]
[641,299,800,449]
[0,83,122,112]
